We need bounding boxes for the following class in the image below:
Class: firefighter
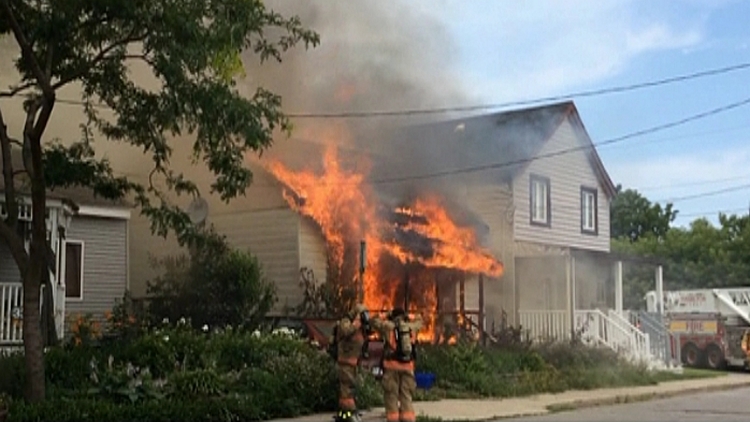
[742,329,750,361]
[371,308,423,422]
[329,303,370,422]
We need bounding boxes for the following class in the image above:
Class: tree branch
[124,54,157,68]
[0,82,35,98]
[0,108,19,230]
[52,27,148,90]
[0,0,54,99]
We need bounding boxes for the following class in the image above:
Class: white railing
[519,310,570,341]
[574,309,653,363]
[1,283,23,344]
[574,309,630,351]
[607,309,651,360]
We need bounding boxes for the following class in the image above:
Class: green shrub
[0,319,677,421]
[146,229,276,331]
[169,369,226,398]
[0,353,24,399]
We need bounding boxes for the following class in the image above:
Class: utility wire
[365,96,750,186]
[638,173,750,191]
[678,207,748,218]
[116,95,750,189]
[656,182,750,203]
[284,61,750,118]
[37,60,750,118]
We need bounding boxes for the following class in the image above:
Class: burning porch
[265,144,504,343]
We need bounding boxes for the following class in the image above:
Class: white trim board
[77,205,131,220]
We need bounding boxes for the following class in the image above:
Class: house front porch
[0,198,75,345]
[516,249,673,367]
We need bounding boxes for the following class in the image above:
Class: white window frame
[63,239,85,301]
[581,186,598,235]
[529,174,551,227]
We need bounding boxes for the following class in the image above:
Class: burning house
[208,100,624,345]
[205,99,617,346]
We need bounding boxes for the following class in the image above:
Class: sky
[405,0,750,228]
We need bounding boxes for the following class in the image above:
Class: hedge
[0,324,679,422]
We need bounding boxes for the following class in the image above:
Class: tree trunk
[41,269,59,348]
[22,255,46,402]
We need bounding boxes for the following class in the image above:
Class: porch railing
[519,310,570,341]
[574,309,652,363]
[1,283,23,344]
[0,282,51,345]
[607,309,651,361]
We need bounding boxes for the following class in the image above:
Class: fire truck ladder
[712,288,750,325]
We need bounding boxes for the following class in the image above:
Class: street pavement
[502,386,750,422]
[269,372,750,422]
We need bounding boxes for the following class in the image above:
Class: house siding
[513,118,610,252]
[0,243,20,284]
[298,217,327,286]
[211,208,301,315]
[462,181,516,326]
[65,216,128,324]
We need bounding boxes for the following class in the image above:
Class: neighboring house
[0,151,131,346]
[374,101,623,339]
[126,140,350,314]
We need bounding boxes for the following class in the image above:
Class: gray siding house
[376,101,619,337]
[0,176,130,345]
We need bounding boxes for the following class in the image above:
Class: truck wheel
[682,343,701,367]
[705,344,726,370]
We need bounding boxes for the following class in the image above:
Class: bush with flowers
[0,313,384,422]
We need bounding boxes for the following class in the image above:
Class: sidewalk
[273,373,750,422]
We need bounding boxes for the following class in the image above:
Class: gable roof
[375,101,617,198]
[0,147,131,215]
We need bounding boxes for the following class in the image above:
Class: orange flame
[266,143,504,342]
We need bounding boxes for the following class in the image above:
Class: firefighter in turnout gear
[329,304,371,422]
[371,308,424,422]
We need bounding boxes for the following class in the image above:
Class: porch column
[655,265,664,315]
[478,274,485,344]
[614,260,623,315]
[567,256,576,338]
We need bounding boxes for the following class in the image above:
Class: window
[581,187,598,235]
[64,241,84,300]
[529,174,551,227]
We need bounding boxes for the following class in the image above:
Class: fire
[266,143,504,342]
[394,197,503,277]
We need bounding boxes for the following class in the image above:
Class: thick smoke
[240,1,475,154]
[241,1,505,234]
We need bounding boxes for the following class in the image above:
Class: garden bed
[0,320,720,422]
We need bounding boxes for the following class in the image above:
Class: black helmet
[389,308,406,321]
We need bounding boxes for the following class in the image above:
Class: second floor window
[530,174,550,226]
[581,186,598,235]
[64,240,85,300]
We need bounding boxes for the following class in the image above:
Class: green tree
[147,229,276,330]
[614,212,750,307]
[0,0,318,402]
[610,185,678,242]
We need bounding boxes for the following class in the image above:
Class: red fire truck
[646,288,750,369]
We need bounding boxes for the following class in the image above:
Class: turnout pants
[382,364,416,422]
[337,362,358,411]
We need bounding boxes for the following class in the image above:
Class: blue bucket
[415,372,436,390]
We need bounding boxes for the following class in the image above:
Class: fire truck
[644,288,750,369]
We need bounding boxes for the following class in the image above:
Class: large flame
[267,144,504,341]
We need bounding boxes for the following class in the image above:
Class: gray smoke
[239,1,505,233]
[240,1,475,153]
